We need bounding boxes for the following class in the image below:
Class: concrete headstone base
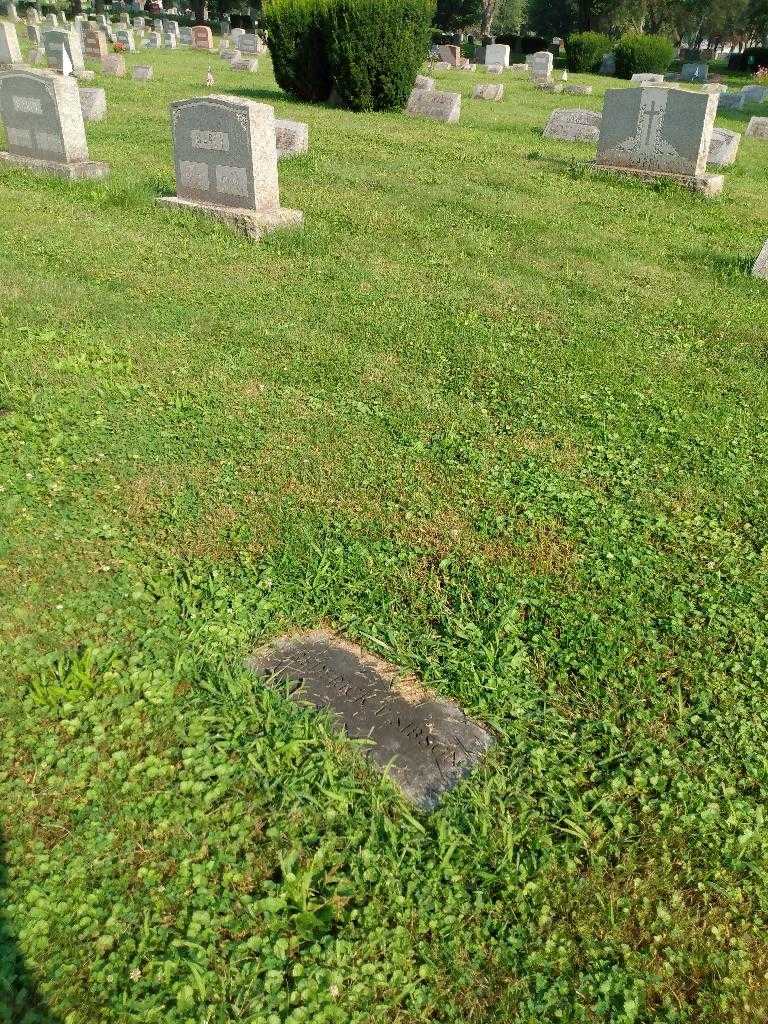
[0,150,109,178]
[591,162,723,197]
[158,196,303,240]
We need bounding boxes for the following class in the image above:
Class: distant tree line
[436,0,768,48]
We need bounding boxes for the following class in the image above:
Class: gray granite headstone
[115,28,135,50]
[564,83,592,95]
[238,32,258,54]
[102,53,126,76]
[529,50,552,80]
[159,94,303,239]
[231,56,257,72]
[405,87,460,123]
[718,91,745,111]
[179,26,192,44]
[163,32,177,47]
[26,23,41,45]
[43,13,58,27]
[144,30,161,47]
[78,84,105,121]
[26,7,40,24]
[134,16,146,29]
[681,61,707,82]
[44,29,86,76]
[544,106,601,142]
[599,52,615,75]
[0,20,22,64]
[707,126,740,166]
[746,116,768,139]
[132,63,153,80]
[596,86,720,192]
[246,631,494,810]
[4,3,19,22]
[414,74,434,91]
[742,85,768,104]
[0,67,107,177]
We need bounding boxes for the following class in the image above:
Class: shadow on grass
[0,830,59,1023]
[221,84,287,104]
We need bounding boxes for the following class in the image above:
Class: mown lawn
[2,38,768,1023]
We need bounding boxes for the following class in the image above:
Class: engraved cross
[640,99,662,146]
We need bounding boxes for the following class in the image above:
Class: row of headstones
[0,67,306,241]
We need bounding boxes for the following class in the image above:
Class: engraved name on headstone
[246,631,494,810]
[82,24,107,60]
[595,85,722,195]
[191,25,212,49]
[159,94,303,239]
[238,31,258,54]
[0,67,108,177]
[529,50,553,80]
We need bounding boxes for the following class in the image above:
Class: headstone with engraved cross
[158,94,303,240]
[594,85,723,196]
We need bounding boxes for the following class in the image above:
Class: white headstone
[752,239,768,280]
[529,51,553,81]
[484,43,509,67]
[0,20,22,65]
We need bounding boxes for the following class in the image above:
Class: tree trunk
[481,0,495,36]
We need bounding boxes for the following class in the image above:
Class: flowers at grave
[755,66,768,81]
[113,41,126,53]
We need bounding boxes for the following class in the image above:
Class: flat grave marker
[544,106,602,142]
[746,116,768,139]
[472,82,503,101]
[247,630,494,811]
[707,126,740,166]
[406,87,460,123]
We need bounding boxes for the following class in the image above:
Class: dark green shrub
[264,0,333,103]
[614,32,674,79]
[565,31,611,73]
[326,0,433,111]
[265,0,433,111]
[729,47,768,71]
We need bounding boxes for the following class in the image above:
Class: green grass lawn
[2,40,768,1023]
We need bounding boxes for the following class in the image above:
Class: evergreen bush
[614,32,674,79]
[265,0,433,110]
[565,31,611,73]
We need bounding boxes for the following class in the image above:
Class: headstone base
[0,150,109,178]
[74,68,95,80]
[158,196,303,240]
[591,162,723,197]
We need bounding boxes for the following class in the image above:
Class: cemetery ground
[3,42,768,1024]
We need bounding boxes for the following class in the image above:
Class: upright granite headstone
[26,7,40,24]
[437,43,460,66]
[229,26,244,43]
[238,32,258,54]
[83,24,108,61]
[115,27,135,50]
[159,95,303,240]
[599,52,615,75]
[405,87,460,123]
[4,2,19,22]
[595,86,722,196]
[0,67,108,177]
[78,84,106,121]
[718,91,745,111]
[26,23,41,45]
[43,13,58,27]
[163,32,177,47]
[191,25,212,49]
[144,30,161,47]
[544,107,602,142]
[707,126,740,166]
[246,631,494,811]
[179,26,192,44]
[102,53,126,76]
[529,50,553,81]
[44,29,88,78]
[132,63,153,79]
[134,16,146,28]
[0,20,22,65]
[741,84,768,103]
[484,42,509,67]
[681,61,707,82]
